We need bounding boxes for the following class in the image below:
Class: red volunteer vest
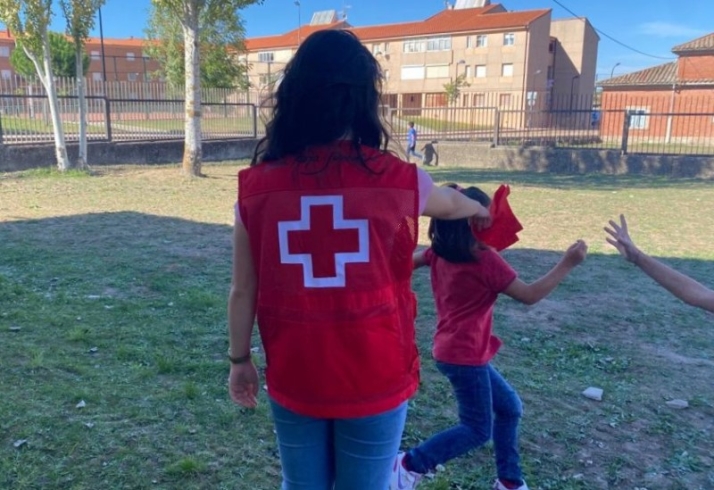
[238,143,420,418]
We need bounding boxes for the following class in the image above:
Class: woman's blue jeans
[406,362,524,483]
[269,399,407,490]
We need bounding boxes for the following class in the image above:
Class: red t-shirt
[424,247,517,366]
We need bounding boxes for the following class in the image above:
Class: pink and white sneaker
[493,478,530,490]
[389,452,423,490]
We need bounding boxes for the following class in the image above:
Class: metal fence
[388,92,714,156]
[0,94,257,145]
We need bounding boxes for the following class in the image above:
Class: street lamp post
[98,7,107,82]
[569,74,580,111]
[610,62,621,79]
[295,1,302,45]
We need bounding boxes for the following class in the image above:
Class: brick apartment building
[598,32,714,143]
[0,29,160,85]
[244,0,599,114]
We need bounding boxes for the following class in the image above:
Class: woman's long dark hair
[429,185,491,263]
[251,30,390,165]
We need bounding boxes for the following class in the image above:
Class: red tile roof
[0,29,152,49]
[672,32,714,54]
[245,5,550,51]
[245,21,348,51]
[598,61,714,88]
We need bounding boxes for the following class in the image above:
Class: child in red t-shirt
[390,185,587,490]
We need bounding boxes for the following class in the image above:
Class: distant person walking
[406,122,424,163]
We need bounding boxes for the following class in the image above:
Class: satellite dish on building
[454,0,490,9]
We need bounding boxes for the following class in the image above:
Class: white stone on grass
[666,399,689,409]
[582,387,604,401]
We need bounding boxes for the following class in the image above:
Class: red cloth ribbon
[472,184,523,251]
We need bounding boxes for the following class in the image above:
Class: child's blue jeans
[269,398,407,490]
[406,362,524,484]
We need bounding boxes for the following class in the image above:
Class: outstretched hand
[229,361,259,409]
[604,214,641,263]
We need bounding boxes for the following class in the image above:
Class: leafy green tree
[10,30,90,78]
[60,0,104,169]
[149,0,262,177]
[443,74,470,105]
[144,2,250,89]
[0,0,71,170]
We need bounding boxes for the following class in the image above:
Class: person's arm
[422,184,491,229]
[227,221,260,408]
[605,215,714,313]
[503,240,587,305]
[413,250,428,270]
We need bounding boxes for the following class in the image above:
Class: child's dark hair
[429,185,491,263]
[252,30,390,165]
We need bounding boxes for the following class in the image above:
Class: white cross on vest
[278,195,370,288]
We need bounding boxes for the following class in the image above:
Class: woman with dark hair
[227,30,492,489]
[392,185,587,490]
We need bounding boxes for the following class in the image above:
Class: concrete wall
[550,18,599,104]
[434,141,714,178]
[0,138,258,173]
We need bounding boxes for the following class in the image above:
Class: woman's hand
[604,214,641,264]
[469,204,492,232]
[229,361,259,409]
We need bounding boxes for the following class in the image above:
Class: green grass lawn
[0,116,106,136]
[112,116,259,135]
[393,115,493,133]
[1,164,713,489]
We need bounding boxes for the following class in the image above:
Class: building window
[426,64,449,79]
[384,69,390,80]
[127,52,135,61]
[127,73,138,82]
[0,46,10,57]
[403,39,424,53]
[626,107,649,130]
[503,33,515,46]
[473,93,486,106]
[91,50,100,60]
[549,40,555,53]
[466,36,473,48]
[258,51,275,62]
[427,37,451,51]
[92,72,103,82]
[476,65,487,78]
[384,42,390,52]
[403,37,452,53]
[501,63,514,77]
[372,44,380,55]
[547,65,554,81]
[499,93,512,107]
[465,65,473,78]
[1,69,11,80]
[476,35,488,47]
[401,65,425,80]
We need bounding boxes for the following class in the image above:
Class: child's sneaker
[389,452,423,490]
[493,479,530,490]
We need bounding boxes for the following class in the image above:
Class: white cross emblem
[278,195,370,288]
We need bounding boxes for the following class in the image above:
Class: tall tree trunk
[31,32,70,171]
[182,10,202,177]
[76,47,88,169]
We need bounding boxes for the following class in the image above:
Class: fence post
[621,111,630,154]
[252,104,258,139]
[492,109,501,147]
[104,98,113,142]
[0,102,4,146]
